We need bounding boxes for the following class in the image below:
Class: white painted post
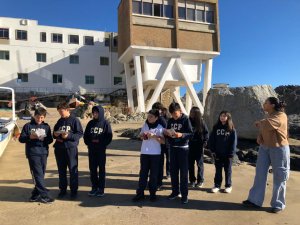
[144,85,152,101]
[124,63,134,110]
[203,59,213,107]
[185,92,192,114]
[133,55,145,112]
[171,87,187,115]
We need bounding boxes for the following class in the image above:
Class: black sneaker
[196,182,204,188]
[150,194,157,202]
[181,196,188,204]
[29,193,40,202]
[96,190,105,197]
[189,182,196,188]
[40,196,55,204]
[132,193,145,202]
[168,192,180,200]
[242,200,261,208]
[70,191,77,200]
[57,190,67,199]
[270,208,282,213]
[88,189,98,197]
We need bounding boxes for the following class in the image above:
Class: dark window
[132,1,142,14]
[52,33,63,43]
[178,7,186,19]
[205,11,214,23]
[164,5,173,18]
[196,9,204,22]
[104,38,110,47]
[186,8,195,21]
[84,36,94,45]
[85,75,95,85]
[53,74,62,83]
[16,30,27,40]
[70,55,79,64]
[69,35,79,44]
[100,57,109,66]
[0,28,9,39]
[143,2,152,16]
[154,4,162,17]
[0,51,9,60]
[40,32,46,42]
[17,73,28,83]
[36,53,46,62]
[113,37,118,47]
[114,77,123,85]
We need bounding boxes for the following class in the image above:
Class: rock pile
[275,85,300,115]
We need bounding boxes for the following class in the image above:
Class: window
[69,55,79,64]
[69,35,79,44]
[206,10,214,23]
[196,9,204,22]
[133,0,142,14]
[16,30,27,40]
[36,53,46,62]
[178,2,214,23]
[154,4,163,17]
[52,33,63,43]
[114,77,123,85]
[113,37,118,47]
[100,57,109,65]
[186,8,195,21]
[143,2,152,16]
[53,74,62,83]
[178,7,186,19]
[0,51,9,60]
[85,75,95,85]
[17,73,28,83]
[84,36,94,45]
[40,32,46,42]
[164,5,173,18]
[0,28,9,39]
[104,38,110,47]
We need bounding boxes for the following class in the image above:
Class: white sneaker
[211,187,220,193]
[224,187,232,193]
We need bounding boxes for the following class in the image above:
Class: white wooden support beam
[171,87,187,115]
[185,92,192,114]
[203,59,213,108]
[124,63,134,110]
[144,85,152,101]
[145,58,176,112]
[176,58,204,114]
[133,55,145,112]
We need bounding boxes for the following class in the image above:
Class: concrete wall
[0,17,125,94]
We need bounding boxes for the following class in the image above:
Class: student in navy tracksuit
[188,106,209,188]
[151,102,169,190]
[53,102,83,199]
[84,105,112,197]
[164,102,192,204]
[209,111,237,194]
[19,108,54,203]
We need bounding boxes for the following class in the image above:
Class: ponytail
[267,97,286,112]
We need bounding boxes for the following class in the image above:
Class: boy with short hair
[19,107,54,203]
[84,105,113,197]
[53,102,83,199]
[164,102,192,204]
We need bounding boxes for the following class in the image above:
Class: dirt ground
[0,108,299,225]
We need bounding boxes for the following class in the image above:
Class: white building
[0,17,125,95]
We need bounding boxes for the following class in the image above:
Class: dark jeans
[88,149,106,191]
[214,156,233,188]
[157,144,170,186]
[188,151,204,183]
[137,154,160,195]
[54,147,78,192]
[28,154,48,197]
[170,146,189,198]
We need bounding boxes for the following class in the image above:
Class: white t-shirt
[140,123,164,155]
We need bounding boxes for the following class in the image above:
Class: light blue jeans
[247,145,290,209]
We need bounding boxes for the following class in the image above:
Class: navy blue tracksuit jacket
[84,105,112,191]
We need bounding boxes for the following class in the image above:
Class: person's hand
[147,133,154,139]
[61,132,68,139]
[254,121,261,128]
[174,132,183,138]
[163,129,173,137]
[30,133,38,139]
[257,136,263,145]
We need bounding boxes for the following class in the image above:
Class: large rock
[275,85,300,115]
[288,114,300,139]
[204,85,277,139]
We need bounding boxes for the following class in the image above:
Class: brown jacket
[257,111,289,148]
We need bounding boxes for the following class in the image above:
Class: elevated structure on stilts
[118,0,220,114]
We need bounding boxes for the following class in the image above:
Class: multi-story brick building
[118,0,220,113]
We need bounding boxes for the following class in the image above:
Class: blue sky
[1,0,300,92]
